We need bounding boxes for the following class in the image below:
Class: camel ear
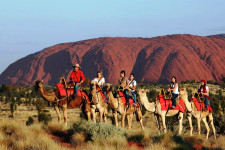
[110,84,114,91]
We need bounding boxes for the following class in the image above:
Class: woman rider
[168,76,179,108]
[198,79,210,111]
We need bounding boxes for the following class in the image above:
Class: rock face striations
[0,34,225,85]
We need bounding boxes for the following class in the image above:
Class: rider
[93,71,105,89]
[128,73,137,106]
[198,79,209,111]
[70,64,85,97]
[93,71,109,101]
[118,70,130,106]
[168,76,179,108]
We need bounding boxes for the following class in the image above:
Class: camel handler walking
[128,73,137,106]
[118,70,130,106]
[70,64,85,98]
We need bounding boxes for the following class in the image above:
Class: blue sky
[0,0,225,74]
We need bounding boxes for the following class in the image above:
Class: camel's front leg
[99,109,104,122]
[113,111,118,127]
[209,113,216,139]
[54,105,61,123]
[91,107,96,123]
[121,113,126,128]
[197,118,201,135]
[136,109,144,131]
[187,113,193,136]
[103,107,107,123]
[62,104,67,126]
[154,113,161,131]
[202,117,210,140]
[161,111,167,133]
[178,112,183,135]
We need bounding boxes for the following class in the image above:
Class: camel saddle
[116,92,139,107]
[96,86,108,103]
[157,94,185,113]
[190,97,213,112]
[160,89,172,100]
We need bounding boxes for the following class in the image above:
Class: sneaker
[172,106,176,109]
[133,103,137,106]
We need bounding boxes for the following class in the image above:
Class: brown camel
[104,83,144,130]
[34,80,91,126]
[89,80,108,123]
[138,89,184,134]
[179,88,216,139]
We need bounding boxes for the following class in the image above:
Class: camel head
[34,80,43,91]
[179,87,188,100]
[90,80,97,90]
[137,89,147,98]
[103,83,114,93]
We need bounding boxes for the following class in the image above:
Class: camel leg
[91,108,96,123]
[121,113,126,128]
[136,108,144,131]
[197,118,201,135]
[127,114,131,130]
[202,117,210,140]
[187,113,193,136]
[54,105,61,124]
[154,113,161,131]
[161,111,167,133]
[128,113,134,130]
[178,112,183,135]
[99,109,104,122]
[103,108,107,123]
[62,104,67,126]
[113,111,118,127]
[87,111,91,121]
[209,113,216,139]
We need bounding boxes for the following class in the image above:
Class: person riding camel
[70,64,85,98]
[93,71,109,101]
[118,70,130,106]
[198,79,210,111]
[93,71,105,89]
[128,73,137,106]
[168,76,179,108]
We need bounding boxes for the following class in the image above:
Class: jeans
[74,84,81,95]
[131,91,137,104]
[204,97,209,109]
[172,93,178,107]
[124,89,130,105]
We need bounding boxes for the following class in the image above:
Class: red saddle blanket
[96,87,108,103]
[157,95,185,113]
[56,84,89,100]
[117,92,139,106]
[190,97,213,112]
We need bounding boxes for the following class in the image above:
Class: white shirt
[93,77,105,85]
[128,79,137,92]
[170,83,179,94]
[198,86,209,96]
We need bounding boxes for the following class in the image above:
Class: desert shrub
[38,112,52,125]
[72,120,126,144]
[26,116,34,126]
[128,133,144,143]
[214,115,225,134]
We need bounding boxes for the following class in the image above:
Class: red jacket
[70,70,85,83]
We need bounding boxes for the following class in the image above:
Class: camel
[179,87,216,139]
[34,80,91,126]
[104,83,144,130]
[138,89,184,134]
[89,80,108,122]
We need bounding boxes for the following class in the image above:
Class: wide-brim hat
[73,64,81,69]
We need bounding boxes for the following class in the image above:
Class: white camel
[138,89,184,134]
[179,87,216,139]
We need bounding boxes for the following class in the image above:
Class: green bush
[38,112,52,125]
[26,116,34,126]
[73,120,127,144]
